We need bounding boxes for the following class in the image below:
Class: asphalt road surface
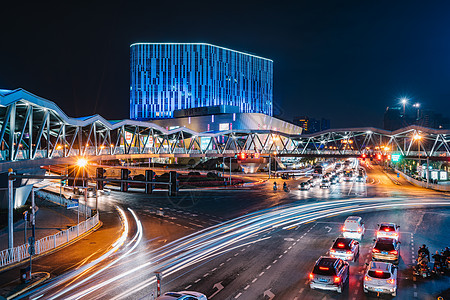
[19,163,450,300]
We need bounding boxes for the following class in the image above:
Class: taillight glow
[375,270,383,274]
[342,226,346,231]
[384,228,390,232]
[338,243,345,248]
[346,250,352,254]
[357,228,361,232]
[364,275,372,281]
[387,278,395,284]
[389,250,398,255]
[333,276,341,283]
[319,267,329,270]
[393,233,398,236]
[373,249,380,253]
[309,273,314,280]
[330,249,336,253]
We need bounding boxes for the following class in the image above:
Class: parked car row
[309,216,400,297]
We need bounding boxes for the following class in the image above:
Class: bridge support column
[121,169,128,192]
[169,171,178,196]
[145,170,154,194]
[96,168,104,190]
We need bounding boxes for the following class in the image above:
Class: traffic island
[0,271,50,300]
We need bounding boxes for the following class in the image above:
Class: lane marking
[266,265,271,270]
[252,278,257,283]
[219,263,224,267]
[227,258,232,262]
[235,292,242,298]
[244,285,250,290]
[299,288,304,294]
[185,285,192,289]
[273,260,278,264]
[194,279,201,283]
[259,271,265,277]
[211,268,217,272]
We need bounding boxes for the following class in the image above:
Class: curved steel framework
[1,89,449,166]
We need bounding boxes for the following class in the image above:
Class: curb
[0,219,103,274]
[3,272,50,300]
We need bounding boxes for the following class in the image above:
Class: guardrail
[395,169,450,192]
[0,213,99,269]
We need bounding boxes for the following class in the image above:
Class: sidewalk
[0,196,86,251]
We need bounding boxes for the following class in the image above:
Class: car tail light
[334,276,341,283]
[364,275,372,281]
[346,250,352,254]
[338,243,345,248]
[393,233,398,236]
[389,250,398,255]
[375,270,383,275]
[319,267,329,270]
[357,228,361,232]
[309,273,314,280]
[387,278,395,284]
[384,228,390,232]
[373,249,380,253]
[342,226,346,231]
[330,249,336,253]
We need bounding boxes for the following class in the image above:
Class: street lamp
[413,134,422,177]
[413,103,420,120]
[400,97,408,116]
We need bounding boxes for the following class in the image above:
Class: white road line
[273,260,278,264]
[259,271,265,277]
[227,258,232,262]
[299,288,304,294]
[234,253,239,256]
[279,255,283,258]
[194,279,201,283]
[185,285,192,289]
[219,263,224,267]
[284,250,288,254]
[266,265,271,270]
[211,268,217,272]
[252,278,257,283]
[203,273,209,277]
[235,292,242,298]
[244,285,250,290]
[288,246,292,250]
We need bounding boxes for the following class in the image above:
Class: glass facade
[130,43,273,119]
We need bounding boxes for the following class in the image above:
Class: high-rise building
[130,43,273,120]
[293,116,331,133]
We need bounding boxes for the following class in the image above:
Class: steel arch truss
[1,89,450,164]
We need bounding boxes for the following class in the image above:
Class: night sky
[1,1,450,128]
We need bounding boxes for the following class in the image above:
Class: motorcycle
[283,186,290,192]
[414,262,431,278]
[273,184,277,191]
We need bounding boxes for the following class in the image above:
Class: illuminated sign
[391,154,401,162]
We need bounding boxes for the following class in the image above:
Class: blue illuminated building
[130,43,273,120]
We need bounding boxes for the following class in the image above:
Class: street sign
[391,153,401,162]
[67,203,79,209]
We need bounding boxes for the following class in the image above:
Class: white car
[320,179,331,188]
[156,291,207,300]
[376,222,400,241]
[363,261,398,297]
[329,237,360,261]
[342,216,365,240]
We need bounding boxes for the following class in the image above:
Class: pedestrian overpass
[1,88,449,171]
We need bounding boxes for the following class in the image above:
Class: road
[19,163,450,300]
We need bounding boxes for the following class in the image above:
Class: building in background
[383,105,449,130]
[293,116,331,133]
[130,43,273,120]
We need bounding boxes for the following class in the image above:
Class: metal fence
[0,213,99,268]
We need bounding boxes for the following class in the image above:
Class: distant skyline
[1,1,450,128]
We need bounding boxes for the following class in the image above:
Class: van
[342,216,365,240]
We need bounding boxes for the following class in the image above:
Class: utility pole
[229,157,232,185]
[268,155,271,179]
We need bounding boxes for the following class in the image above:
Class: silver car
[156,291,207,300]
[363,261,398,297]
[329,237,360,262]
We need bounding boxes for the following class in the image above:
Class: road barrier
[0,213,99,269]
[395,169,450,192]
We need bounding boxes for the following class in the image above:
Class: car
[307,179,316,187]
[372,237,400,264]
[355,175,366,183]
[376,223,400,241]
[363,261,398,297]
[342,216,365,240]
[309,256,349,293]
[320,179,331,188]
[156,291,207,300]
[299,182,311,190]
[329,237,360,261]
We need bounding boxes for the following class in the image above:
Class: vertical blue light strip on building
[130,43,273,120]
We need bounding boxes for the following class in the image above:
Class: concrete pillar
[145,170,154,194]
[121,169,129,192]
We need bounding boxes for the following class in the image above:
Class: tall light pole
[413,103,420,121]
[401,97,408,116]
[413,134,422,176]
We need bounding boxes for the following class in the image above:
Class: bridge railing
[0,213,99,269]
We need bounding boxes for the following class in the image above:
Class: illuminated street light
[413,134,422,140]
[400,97,408,116]
[77,158,88,168]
